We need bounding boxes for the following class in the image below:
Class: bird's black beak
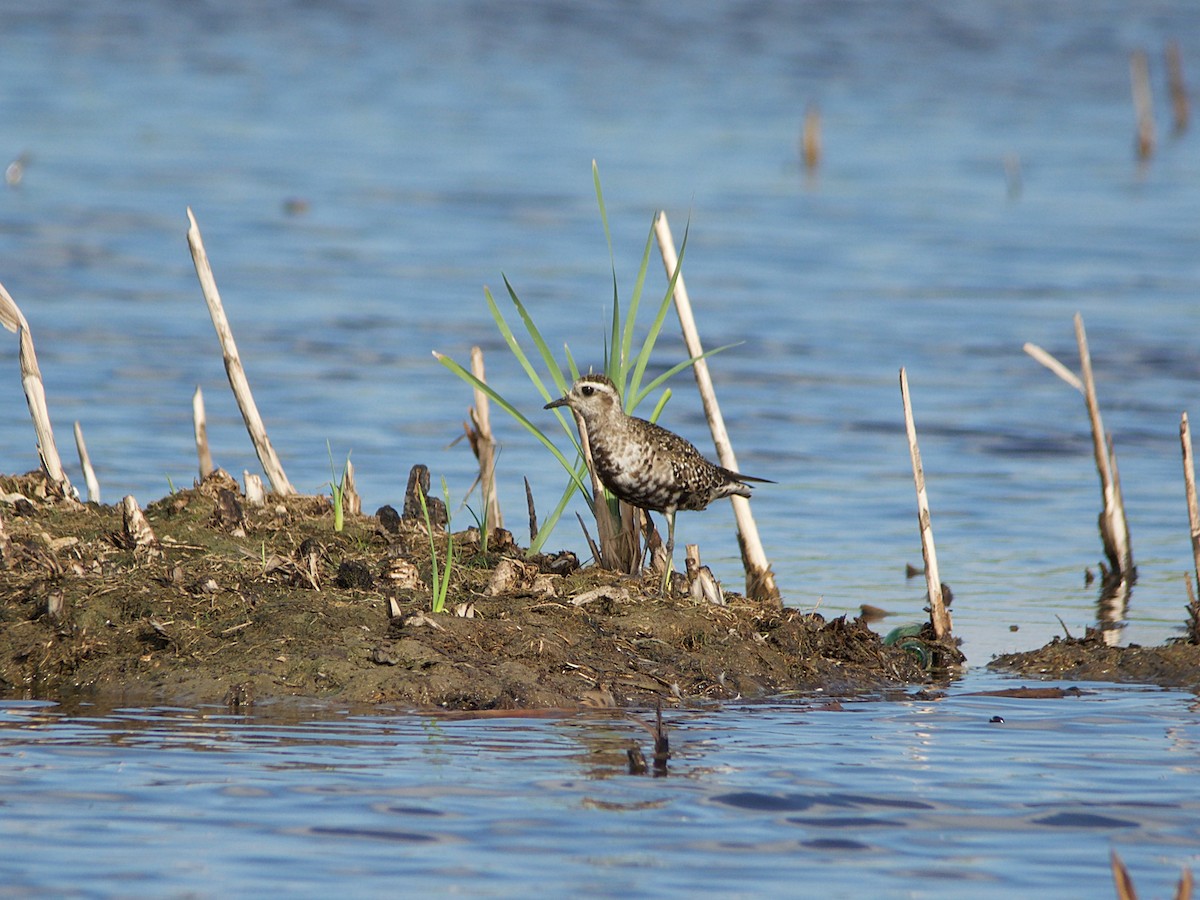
[544,396,568,410]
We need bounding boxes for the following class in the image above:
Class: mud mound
[0,470,952,710]
[990,628,1200,689]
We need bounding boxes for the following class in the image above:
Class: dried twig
[899,368,951,639]
[186,208,294,495]
[73,421,99,503]
[654,211,779,605]
[1023,342,1083,392]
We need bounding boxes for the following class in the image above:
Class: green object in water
[884,623,932,669]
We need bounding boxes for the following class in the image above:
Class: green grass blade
[502,275,570,397]
[594,162,624,378]
[528,461,592,555]
[484,286,550,398]
[630,342,741,409]
[563,343,581,382]
[628,217,690,406]
[434,351,591,497]
[648,387,672,422]
[619,220,657,393]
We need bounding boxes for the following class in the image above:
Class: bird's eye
[580,385,594,397]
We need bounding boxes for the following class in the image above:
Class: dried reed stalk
[0,282,74,498]
[121,495,160,558]
[801,103,821,172]
[1026,318,1133,579]
[1076,313,1133,577]
[73,421,99,502]
[653,211,780,605]
[1131,48,1156,160]
[899,368,952,639]
[467,346,502,532]
[193,385,214,479]
[244,471,266,507]
[1167,38,1190,135]
[1181,412,1200,597]
[343,457,361,516]
[186,208,294,496]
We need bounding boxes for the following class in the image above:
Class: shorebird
[544,373,771,586]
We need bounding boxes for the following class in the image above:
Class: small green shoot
[418,477,454,613]
[166,475,177,495]
[327,441,351,533]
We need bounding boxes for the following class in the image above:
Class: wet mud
[0,470,952,711]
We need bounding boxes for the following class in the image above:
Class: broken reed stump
[186,207,294,496]
[1180,413,1200,599]
[466,345,502,533]
[342,458,361,517]
[654,210,781,607]
[1075,314,1134,579]
[1024,314,1134,581]
[193,385,214,479]
[1167,38,1191,135]
[1130,48,1155,161]
[73,421,99,503]
[899,368,952,640]
[0,281,74,498]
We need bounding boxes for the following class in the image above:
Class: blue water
[2,679,1199,899]
[1,1,1199,894]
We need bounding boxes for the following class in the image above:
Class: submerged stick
[468,346,503,532]
[193,385,214,479]
[1181,413,1200,597]
[73,421,99,503]
[1131,48,1155,160]
[1075,313,1133,577]
[899,368,952,640]
[186,208,294,496]
[654,211,780,605]
[0,282,74,497]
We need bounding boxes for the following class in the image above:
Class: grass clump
[435,162,733,572]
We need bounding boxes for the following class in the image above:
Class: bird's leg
[659,509,676,594]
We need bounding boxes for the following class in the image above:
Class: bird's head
[544,374,622,424]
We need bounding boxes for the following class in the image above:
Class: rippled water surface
[3,682,1199,898]
[2,1,1200,894]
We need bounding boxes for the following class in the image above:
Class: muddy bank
[0,470,953,710]
[990,629,1200,690]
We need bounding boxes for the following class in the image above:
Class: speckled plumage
[544,374,770,575]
